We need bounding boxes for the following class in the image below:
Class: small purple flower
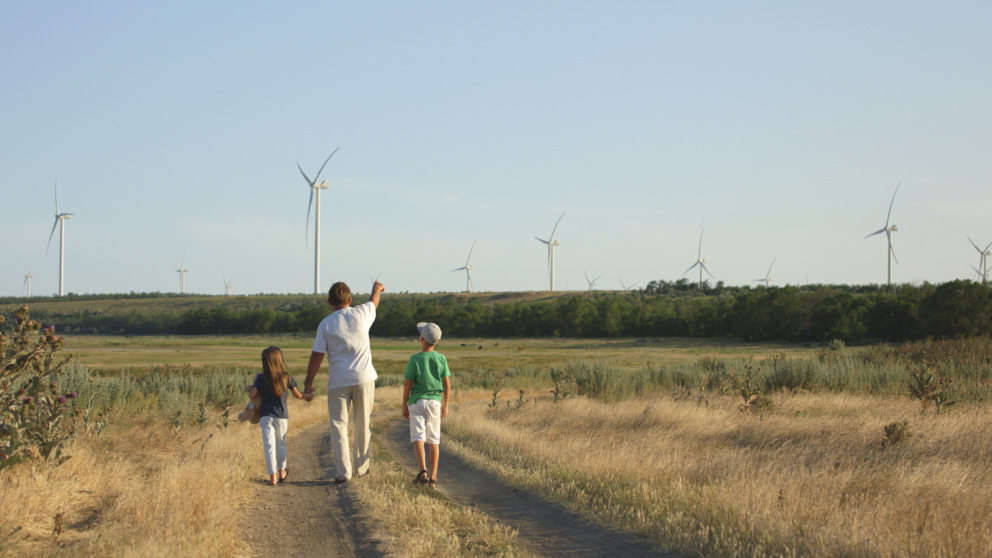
[23,396,33,404]
[70,392,78,399]
[59,396,68,404]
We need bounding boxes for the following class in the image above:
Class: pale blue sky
[3,1,991,297]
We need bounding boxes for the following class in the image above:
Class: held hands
[302,392,314,402]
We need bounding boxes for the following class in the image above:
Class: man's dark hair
[328,282,352,308]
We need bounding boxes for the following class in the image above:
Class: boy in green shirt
[402,321,451,489]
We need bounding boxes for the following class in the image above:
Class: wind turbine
[584,271,602,291]
[619,278,639,291]
[864,184,900,287]
[176,250,189,294]
[298,147,340,295]
[46,180,73,297]
[682,229,713,289]
[224,277,233,296]
[451,240,476,293]
[967,237,991,286]
[535,212,565,291]
[753,258,776,287]
[23,271,33,297]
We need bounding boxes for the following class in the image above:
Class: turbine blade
[54,178,60,214]
[889,242,899,265]
[466,239,476,265]
[594,275,603,283]
[297,161,315,186]
[452,266,466,272]
[46,218,59,255]
[885,183,900,227]
[305,189,315,244]
[313,147,340,183]
[968,236,982,253]
[767,257,776,276]
[864,228,886,239]
[549,211,565,240]
[701,262,715,279]
[535,236,549,244]
[697,229,704,259]
[682,262,699,276]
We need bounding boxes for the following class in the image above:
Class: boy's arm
[440,376,450,417]
[402,380,413,419]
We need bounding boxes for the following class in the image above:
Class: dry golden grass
[0,397,328,557]
[444,389,992,557]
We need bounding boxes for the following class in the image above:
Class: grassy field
[3,333,990,557]
[67,334,818,376]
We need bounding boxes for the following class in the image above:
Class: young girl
[249,346,311,485]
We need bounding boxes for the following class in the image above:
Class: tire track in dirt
[380,417,682,557]
[241,424,381,558]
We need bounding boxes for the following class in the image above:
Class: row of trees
[6,281,991,342]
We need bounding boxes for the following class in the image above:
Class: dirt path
[242,415,681,557]
[380,417,680,558]
[240,424,380,558]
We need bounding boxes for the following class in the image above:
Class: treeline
[7,280,992,342]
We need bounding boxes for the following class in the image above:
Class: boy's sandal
[428,479,438,489]
[414,470,429,484]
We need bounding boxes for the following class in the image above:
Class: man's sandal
[427,479,437,489]
[414,470,429,484]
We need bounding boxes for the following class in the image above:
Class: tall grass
[446,391,992,557]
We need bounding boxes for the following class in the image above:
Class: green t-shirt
[404,351,451,405]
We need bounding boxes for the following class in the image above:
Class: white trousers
[259,416,288,475]
[327,380,375,479]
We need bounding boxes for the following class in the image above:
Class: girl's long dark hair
[261,346,288,397]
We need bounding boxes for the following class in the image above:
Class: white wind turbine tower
[864,184,900,287]
[46,180,74,297]
[535,212,565,291]
[753,258,776,287]
[23,271,33,297]
[968,237,991,286]
[298,148,340,295]
[584,271,602,291]
[451,240,476,293]
[682,230,713,289]
[224,277,233,296]
[176,250,189,294]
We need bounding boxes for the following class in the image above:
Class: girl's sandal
[414,470,429,484]
[427,479,437,489]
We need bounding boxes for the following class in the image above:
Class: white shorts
[408,399,441,445]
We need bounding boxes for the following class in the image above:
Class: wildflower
[70,392,78,399]
[23,396,34,404]
[59,396,68,404]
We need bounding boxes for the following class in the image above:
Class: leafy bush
[0,306,79,469]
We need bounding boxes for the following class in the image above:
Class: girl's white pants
[259,416,288,475]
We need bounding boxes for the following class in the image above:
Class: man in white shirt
[304,280,384,483]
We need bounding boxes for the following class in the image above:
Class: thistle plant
[1,306,78,469]
[907,356,954,415]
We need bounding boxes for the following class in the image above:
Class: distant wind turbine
[864,184,900,287]
[177,249,189,294]
[23,271,33,298]
[753,258,776,287]
[224,277,233,296]
[535,212,565,291]
[298,148,340,295]
[619,278,639,291]
[46,180,73,297]
[682,229,713,289]
[451,240,476,293]
[584,271,602,291]
[967,237,991,286]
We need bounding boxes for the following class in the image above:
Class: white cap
[417,322,442,344]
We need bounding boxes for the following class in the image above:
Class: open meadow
[3,332,991,557]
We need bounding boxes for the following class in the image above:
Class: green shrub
[0,306,80,469]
